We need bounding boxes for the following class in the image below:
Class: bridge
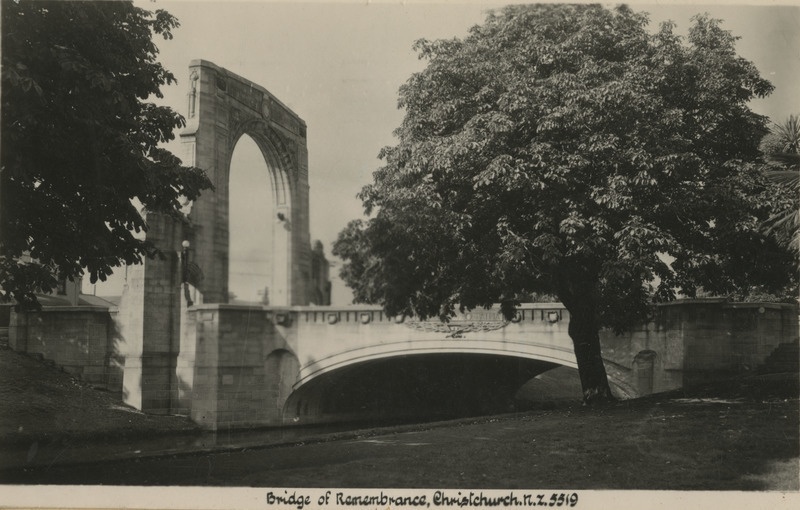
[182,303,578,428]
[174,299,797,430]
[9,296,798,431]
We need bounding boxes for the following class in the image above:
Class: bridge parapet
[290,303,574,387]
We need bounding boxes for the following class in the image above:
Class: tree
[334,4,796,404]
[1,1,212,308]
[760,115,800,256]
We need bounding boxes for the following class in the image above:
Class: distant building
[329,270,355,306]
[12,252,85,306]
[310,240,331,305]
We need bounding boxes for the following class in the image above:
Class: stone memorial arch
[117,61,312,413]
[181,59,311,305]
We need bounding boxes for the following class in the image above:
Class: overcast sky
[91,1,799,299]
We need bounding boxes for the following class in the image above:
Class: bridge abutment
[181,305,299,431]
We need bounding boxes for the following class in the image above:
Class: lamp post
[181,240,193,307]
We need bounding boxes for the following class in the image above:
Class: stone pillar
[187,307,219,429]
[173,284,202,415]
[179,61,228,304]
[8,310,27,352]
[633,350,657,396]
[117,212,183,413]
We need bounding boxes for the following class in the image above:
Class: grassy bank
[0,345,797,490]
[0,347,198,445]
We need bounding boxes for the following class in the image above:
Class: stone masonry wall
[186,305,298,431]
[679,301,797,385]
[9,307,117,392]
[600,299,799,393]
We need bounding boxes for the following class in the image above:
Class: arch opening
[283,353,562,425]
[227,133,291,305]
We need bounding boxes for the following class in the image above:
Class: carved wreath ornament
[403,318,510,339]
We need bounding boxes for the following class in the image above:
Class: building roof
[34,294,120,309]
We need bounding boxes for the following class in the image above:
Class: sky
[90,1,800,300]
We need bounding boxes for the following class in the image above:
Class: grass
[0,345,797,490]
[0,347,198,445]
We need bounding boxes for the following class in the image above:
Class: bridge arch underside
[283,352,570,426]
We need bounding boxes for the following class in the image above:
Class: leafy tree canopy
[1,0,212,308]
[334,4,796,402]
[760,114,800,256]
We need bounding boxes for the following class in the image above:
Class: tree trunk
[567,305,615,405]
[557,280,616,405]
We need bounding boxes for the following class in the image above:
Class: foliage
[1,0,212,308]
[760,115,800,256]
[334,4,796,402]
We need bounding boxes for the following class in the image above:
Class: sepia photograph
[0,0,798,508]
